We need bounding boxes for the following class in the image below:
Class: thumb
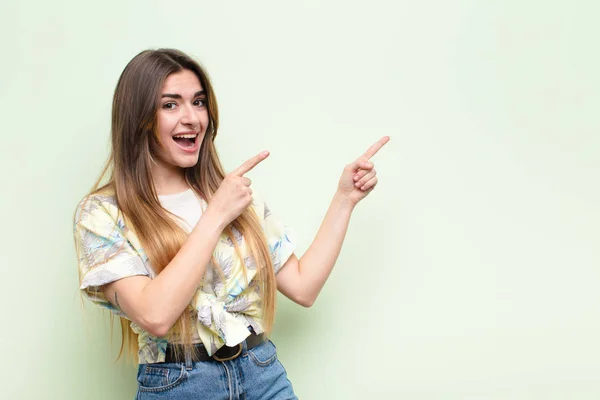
[347,157,373,172]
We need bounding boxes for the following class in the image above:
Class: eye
[162,102,177,110]
[193,98,206,107]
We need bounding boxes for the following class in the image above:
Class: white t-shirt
[158,188,215,290]
[158,188,203,232]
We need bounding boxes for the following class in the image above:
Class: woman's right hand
[205,151,270,228]
[98,154,273,338]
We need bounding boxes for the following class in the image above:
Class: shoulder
[250,190,268,220]
[74,189,120,228]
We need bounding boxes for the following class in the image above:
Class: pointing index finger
[362,136,390,160]
[232,151,270,176]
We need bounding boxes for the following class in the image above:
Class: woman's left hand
[337,136,390,206]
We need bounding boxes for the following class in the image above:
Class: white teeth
[173,134,197,139]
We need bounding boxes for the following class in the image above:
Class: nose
[180,103,200,130]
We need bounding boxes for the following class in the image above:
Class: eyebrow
[161,90,205,99]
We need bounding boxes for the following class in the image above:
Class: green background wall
[1,1,599,398]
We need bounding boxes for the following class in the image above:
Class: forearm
[297,192,355,302]
[137,210,225,335]
[277,136,388,307]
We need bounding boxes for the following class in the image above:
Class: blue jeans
[135,340,298,399]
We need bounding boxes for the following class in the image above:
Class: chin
[178,157,200,169]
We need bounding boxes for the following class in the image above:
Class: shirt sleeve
[259,199,297,274]
[73,196,150,317]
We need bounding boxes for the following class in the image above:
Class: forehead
[162,69,203,94]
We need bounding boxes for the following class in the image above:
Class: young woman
[74,48,389,399]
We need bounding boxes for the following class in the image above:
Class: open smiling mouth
[172,133,198,149]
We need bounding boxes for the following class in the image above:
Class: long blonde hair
[87,49,276,362]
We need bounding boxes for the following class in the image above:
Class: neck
[152,160,189,196]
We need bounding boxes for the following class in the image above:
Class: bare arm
[276,193,354,307]
[276,137,390,307]
[101,151,270,337]
[102,210,225,337]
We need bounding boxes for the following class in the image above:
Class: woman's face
[154,69,209,170]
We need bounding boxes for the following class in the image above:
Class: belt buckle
[212,343,243,362]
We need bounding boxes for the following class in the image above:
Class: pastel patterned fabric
[73,189,295,364]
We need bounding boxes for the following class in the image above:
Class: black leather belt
[164,333,266,363]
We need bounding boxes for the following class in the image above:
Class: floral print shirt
[73,189,295,364]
